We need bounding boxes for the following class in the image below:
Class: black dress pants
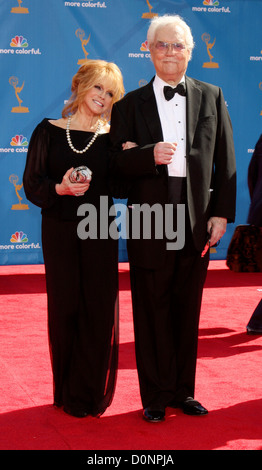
[129,179,209,408]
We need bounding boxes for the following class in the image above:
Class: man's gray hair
[147,14,195,60]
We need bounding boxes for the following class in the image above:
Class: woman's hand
[55,167,90,197]
[122,141,138,150]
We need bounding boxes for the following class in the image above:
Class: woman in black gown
[23,60,125,417]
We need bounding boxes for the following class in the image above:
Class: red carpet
[0,261,261,452]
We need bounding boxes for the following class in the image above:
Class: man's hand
[154,142,177,165]
[207,217,227,246]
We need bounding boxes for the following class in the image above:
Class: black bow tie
[164,83,186,100]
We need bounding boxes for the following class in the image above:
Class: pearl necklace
[66,115,101,154]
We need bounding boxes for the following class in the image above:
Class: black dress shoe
[180,397,208,416]
[143,406,165,422]
[246,326,262,335]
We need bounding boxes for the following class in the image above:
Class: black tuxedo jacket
[109,76,236,269]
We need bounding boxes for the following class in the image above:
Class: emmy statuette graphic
[9,76,29,113]
[76,29,91,64]
[9,174,29,210]
[11,0,29,14]
[142,0,158,18]
[202,33,219,69]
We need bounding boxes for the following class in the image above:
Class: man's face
[149,25,191,84]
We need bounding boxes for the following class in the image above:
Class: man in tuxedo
[109,15,236,422]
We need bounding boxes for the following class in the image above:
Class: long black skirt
[42,215,119,417]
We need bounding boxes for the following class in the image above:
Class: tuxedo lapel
[138,77,202,154]
[185,76,202,155]
[139,79,163,143]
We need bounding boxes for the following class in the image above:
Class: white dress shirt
[153,75,187,177]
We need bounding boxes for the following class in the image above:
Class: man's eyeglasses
[154,41,186,53]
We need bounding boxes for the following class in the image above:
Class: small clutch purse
[69,166,92,183]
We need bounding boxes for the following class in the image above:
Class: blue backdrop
[1,0,262,265]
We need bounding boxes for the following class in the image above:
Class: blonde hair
[62,60,125,121]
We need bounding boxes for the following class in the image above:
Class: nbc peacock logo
[0,231,40,251]
[203,0,219,5]
[129,40,151,59]
[140,40,149,52]
[0,37,40,56]
[10,35,28,48]
[192,0,230,12]
[10,231,28,243]
[10,135,28,147]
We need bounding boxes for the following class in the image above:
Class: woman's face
[80,79,114,117]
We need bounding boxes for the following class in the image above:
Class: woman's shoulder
[30,118,63,143]
[33,118,60,131]
[48,117,67,129]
